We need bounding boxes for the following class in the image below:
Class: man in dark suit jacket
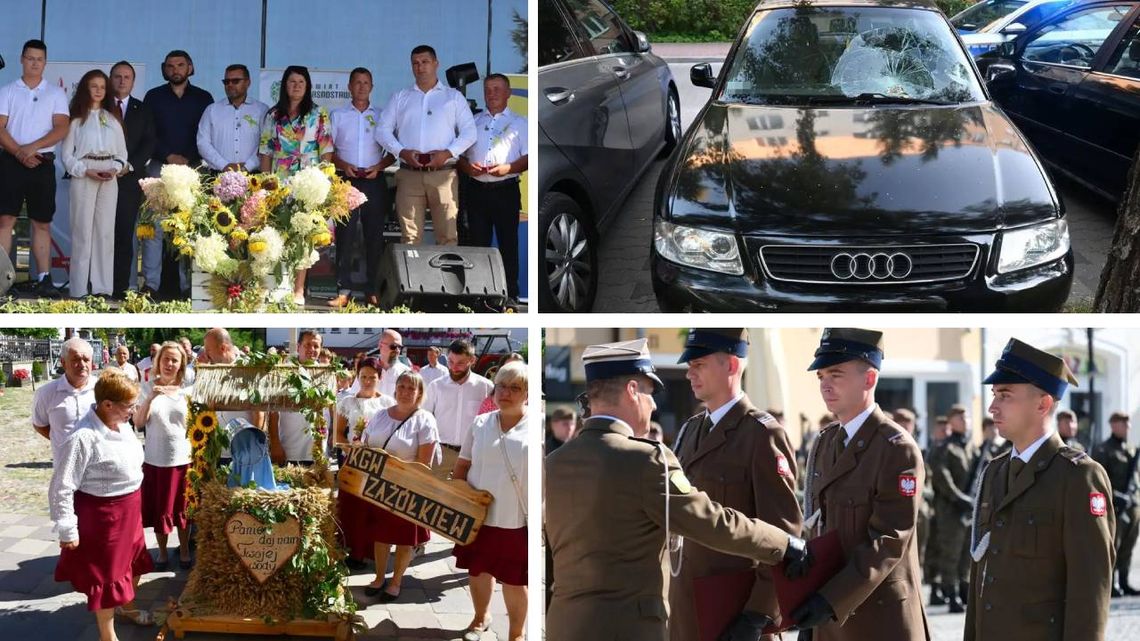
[109,61,155,298]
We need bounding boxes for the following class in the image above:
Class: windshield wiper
[850,92,951,105]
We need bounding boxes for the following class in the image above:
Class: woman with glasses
[50,369,154,639]
[357,370,439,602]
[134,341,192,570]
[452,360,529,641]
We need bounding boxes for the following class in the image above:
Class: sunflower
[195,410,219,434]
[212,209,236,234]
[136,224,156,240]
[185,492,200,513]
[189,426,208,448]
[248,175,261,191]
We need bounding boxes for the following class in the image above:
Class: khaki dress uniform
[545,416,793,641]
[669,396,803,640]
[929,431,977,604]
[805,408,931,641]
[965,434,1115,640]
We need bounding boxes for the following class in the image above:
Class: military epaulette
[887,432,908,445]
[750,409,781,429]
[1058,447,1089,465]
[629,435,662,447]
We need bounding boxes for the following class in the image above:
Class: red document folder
[692,530,845,640]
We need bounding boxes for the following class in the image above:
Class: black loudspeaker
[0,249,15,297]
[377,244,507,312]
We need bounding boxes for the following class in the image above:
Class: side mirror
[998,39,1017,59]
[690,62,716,89]
[633,30,651,53]
[1001,22,1027,35]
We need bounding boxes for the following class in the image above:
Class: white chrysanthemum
[161,164,202,211]
[297,249,320,270]
[291,211,319,236]
[248,227,285,266]
[193,233,229,273]
[289,166,331,209]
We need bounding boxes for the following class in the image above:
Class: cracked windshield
[722,6,986,104]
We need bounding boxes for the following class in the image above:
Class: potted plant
[11,369,31,387]
[31,361,45,382]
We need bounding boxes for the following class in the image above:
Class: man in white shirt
[424,339,493,479]
[376,44,476,246]
[32,337,97,460]
[203,327,262,464]
[418,346,448,387]
[137,343,159,382]
[458,73,527,306]
[328,67,394,308]
[196,63,267,174]
[269,330,323,465]
[0,39,69,298]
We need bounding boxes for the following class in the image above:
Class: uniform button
[996,519,1004,527]
[991,547,999,555]
[986,575,994,584]
[985,603,992,611]
[1049,616,1056,624]
[1028,517,1035,525]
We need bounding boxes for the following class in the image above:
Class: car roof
[753,0,943,11]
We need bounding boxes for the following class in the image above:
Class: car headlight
[654,220,744,275]
[997,219,1069,274]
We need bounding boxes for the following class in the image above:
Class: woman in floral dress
[258,65,333,305]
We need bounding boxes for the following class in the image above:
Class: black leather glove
[783,534,813,579]
[717,610,772,641]
[791,593,835,629]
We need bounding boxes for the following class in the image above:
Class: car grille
[758,244,979,285]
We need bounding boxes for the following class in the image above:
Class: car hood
[661,102,1059,237]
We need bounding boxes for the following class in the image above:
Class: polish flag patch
[898,475,917,497]
[1090,492,1107,517]
[775,453,793,478]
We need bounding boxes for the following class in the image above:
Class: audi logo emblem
[830,252,914,280]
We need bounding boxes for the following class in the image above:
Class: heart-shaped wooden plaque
[224,512,301,584]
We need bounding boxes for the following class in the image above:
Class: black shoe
[364,580,387,597]
[929,589,946,606]
[948,597,965,613]
[1124,585,1140,597]
[1112,585,1124,598]
[345,557,367,571]
[377,588,400,603]
[141,286,159,299]
[33,278,62,299]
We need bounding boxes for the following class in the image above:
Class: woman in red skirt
[49,369,154,640]
[453,360,530,641]
[356,371,439,602]
[135,341,192,570]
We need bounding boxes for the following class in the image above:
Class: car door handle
[613,67,630,80]
[1047,83,1068,96]
[544,87,574,105]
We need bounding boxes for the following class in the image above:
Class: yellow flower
[195,411,219,434]
[180,245,195,256]
[230,228,249,242]
[208,197,224,212]
[248,239,268,254]
[186,493,200,512]
[248,175,261,190]
[212,209,236,234]
[311,231,332,247]
[321,164,336,178]
[189,426,208,448]
[172,235,187,247]
[160,219,176,233]
[136,224,155,240]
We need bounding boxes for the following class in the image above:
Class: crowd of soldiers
[544,328,1137,641]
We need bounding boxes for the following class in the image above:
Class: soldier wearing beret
[1091,411,1140,596]
[965,338,1116,641]
[792,328,930,640]
[928,404,977,612]
[545,339,809,641]
[669,329,803,641]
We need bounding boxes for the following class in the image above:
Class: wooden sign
[225,512,301,584]
[338,446,493,545]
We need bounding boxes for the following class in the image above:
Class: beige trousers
[394,167,458,245]
[431,445,462,481]
[69,158,118,297]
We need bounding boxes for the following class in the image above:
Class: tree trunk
[1093,147,1140,312]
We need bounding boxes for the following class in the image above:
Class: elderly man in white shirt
[376,44,476,246]
[458,73,527,306]
[419,346,448,388]
[423,339,494,480]
[196,64,267,173]
[328,67,394,308]
[33,337,97,460]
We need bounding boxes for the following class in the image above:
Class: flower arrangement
[12,369,30,381]
[139,164,365,311]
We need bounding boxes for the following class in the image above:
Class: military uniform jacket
[1091,436,1140,512]
[805,406,930,641]
[930,433,976,525]
[668,396,803,640]
[544,416,791,641]
[965,433,1116,641]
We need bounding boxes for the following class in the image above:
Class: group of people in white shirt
[1,39,527,307]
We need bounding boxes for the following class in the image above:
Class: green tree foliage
[97,329,266,353]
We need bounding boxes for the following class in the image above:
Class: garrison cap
[582,338,664,392]
[808,328,884,371]
[679,328,749,364]
[983,338,1078,399]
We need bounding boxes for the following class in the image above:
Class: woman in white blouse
[134,341,191,571]
[50,369,154,639]
[335,356,394,569]
[60,69,128,299]
[357,371,438,602]
[452,361,529,641]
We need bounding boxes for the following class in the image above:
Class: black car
[985,0,1140,200]
[538,0,682,312]
[651,0,1073,312]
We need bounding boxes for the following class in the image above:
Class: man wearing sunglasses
[196,64,267,175]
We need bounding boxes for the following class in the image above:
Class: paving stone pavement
[0,512,516,641]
